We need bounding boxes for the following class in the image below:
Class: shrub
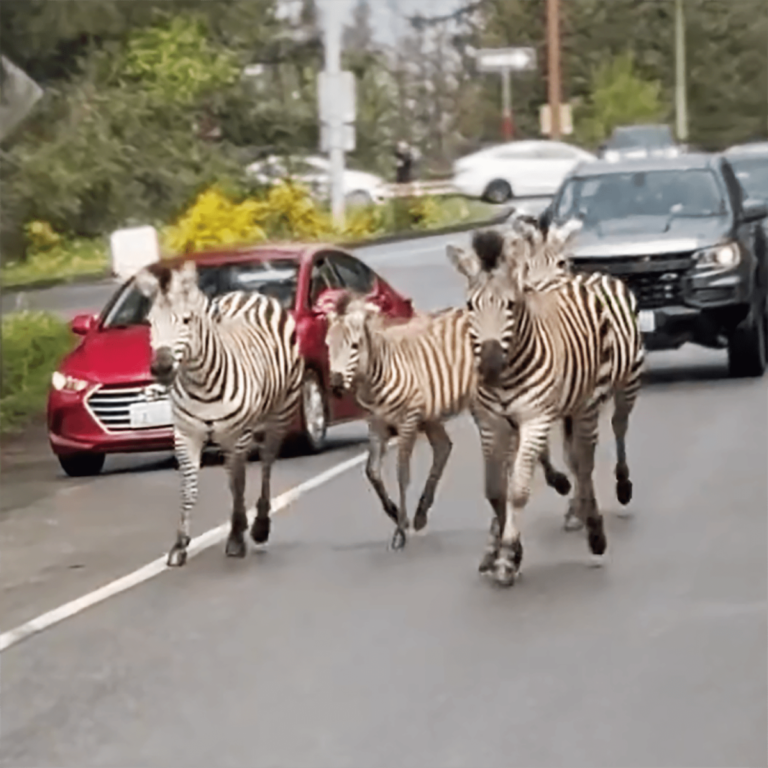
[1,311,75,433]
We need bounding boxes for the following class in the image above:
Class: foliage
[24,221,62,252]
[0,311,75,433]
[574,51,665,148]
[2,238,109,289]
[120,14,240,106]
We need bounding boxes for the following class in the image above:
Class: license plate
[637,310,656,333]
[129,399,172,429]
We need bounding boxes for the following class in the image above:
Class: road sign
[0,56,43,144]
[539,103,573,136]
[318,70,356,126]
[476,47,537,73]
[320,123,355,153]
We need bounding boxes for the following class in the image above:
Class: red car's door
[304,253,360,422]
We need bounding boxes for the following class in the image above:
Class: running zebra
[447,226,615,586]
[324,291,573,551]
[504,214,646,530]
[135,260,303,567]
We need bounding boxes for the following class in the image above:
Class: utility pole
[501,68,513,140]
[546,0,561,140]
[675,0,688,143]
[321,2,346,228]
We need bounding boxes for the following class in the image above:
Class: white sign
[539,103,574,136]
[0,56,43,143]
[476,47,537,73]
[110,225,160,283]
[320,123,355,153]
[318,70,356,125]
[637,310,656,333]
[129,399,173,429]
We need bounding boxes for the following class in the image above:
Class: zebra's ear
[446,243,480,280]
[178,260,198,293]
[547,218,582,253]
[135,268,160,300]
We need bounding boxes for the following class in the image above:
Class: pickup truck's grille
[572,253,695,310]
[86,385,171,433]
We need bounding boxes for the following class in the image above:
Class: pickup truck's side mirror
[742,198,768,223]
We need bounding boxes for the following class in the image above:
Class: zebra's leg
[168,429,203,567]
[539,436,572,496]
[364,419,399,526]
[224,433,252,558]
[572,408,607,561]
[612,388,635,510]
[251,426,284,546]
[561,415,584,531]
[412,420,452,533]
[494,416,553,587]
[390,417,420,551]
[475,409,515,574]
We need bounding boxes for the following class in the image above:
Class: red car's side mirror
[70,313,97,336]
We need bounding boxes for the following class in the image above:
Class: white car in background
[452,139,596,204]
[246,154,391,207]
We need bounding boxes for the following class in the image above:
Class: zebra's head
[325,291,380,397]
[135,260,208,386]
[447,228,532,386]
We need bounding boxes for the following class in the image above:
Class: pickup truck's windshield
[102,259,300,328]
[553,168,726,226]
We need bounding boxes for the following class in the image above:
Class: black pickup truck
[540,152,768,377]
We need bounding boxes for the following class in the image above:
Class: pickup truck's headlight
[694,242,740,268]
[51,371,90,393]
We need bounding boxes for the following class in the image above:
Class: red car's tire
[295,370,328,454]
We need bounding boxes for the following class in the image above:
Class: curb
[2,206,517,296]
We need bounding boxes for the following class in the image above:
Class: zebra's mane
[471,228,507,272]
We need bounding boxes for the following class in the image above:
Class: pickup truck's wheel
[296,370,328,454]
[728,302,767,378]
[58,452,105,477]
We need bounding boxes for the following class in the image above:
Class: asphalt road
[1,230,766,767]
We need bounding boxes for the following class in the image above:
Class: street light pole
[675,0,689,143]
[546,0,561,140]
[501,68,513,140]
[322,2,345,228]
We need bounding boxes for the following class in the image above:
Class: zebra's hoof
[167,546,188,568]
[586,517,607,556]
[492,560,517,588]
[390,527,407,551]
[551,472,572,496]
[225,533,247,558]
[251,516,271,545]
[563,513,584,532]
[616,478,633,506]
[412,509,428,532]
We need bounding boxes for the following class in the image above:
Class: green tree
[575,51,665,148]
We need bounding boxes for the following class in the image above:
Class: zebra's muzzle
[478,340,504,386]
[329,371,346,398]
[150,347,176,386]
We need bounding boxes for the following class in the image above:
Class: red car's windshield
[102,259,300,328]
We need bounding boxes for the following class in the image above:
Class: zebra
[324,290,574,551]
[447,226,616,587]
[503,213,646,530]
[135,260,303,567]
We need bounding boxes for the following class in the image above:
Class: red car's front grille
[85,385,172,433]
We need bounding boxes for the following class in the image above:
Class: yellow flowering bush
[24,220,62,253]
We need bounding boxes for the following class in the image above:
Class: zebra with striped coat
[503,213,646,530]
[447,227,616,586]
[135,260,303,566]
[325,292,573,551]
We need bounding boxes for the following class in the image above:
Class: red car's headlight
[51,371,90,393]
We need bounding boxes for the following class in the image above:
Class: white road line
[0,450,369,654]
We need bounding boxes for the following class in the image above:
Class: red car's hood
[62,326,155,386]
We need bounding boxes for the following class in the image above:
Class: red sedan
[47,243,414,477]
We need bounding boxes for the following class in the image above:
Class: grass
[0,195,498,291]
[1,311,76,435]
[1,238,110,290]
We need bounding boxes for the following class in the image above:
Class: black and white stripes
[136,260,303,566]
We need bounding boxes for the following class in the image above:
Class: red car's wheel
[296,370,328,454]
[57,452,106,477]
